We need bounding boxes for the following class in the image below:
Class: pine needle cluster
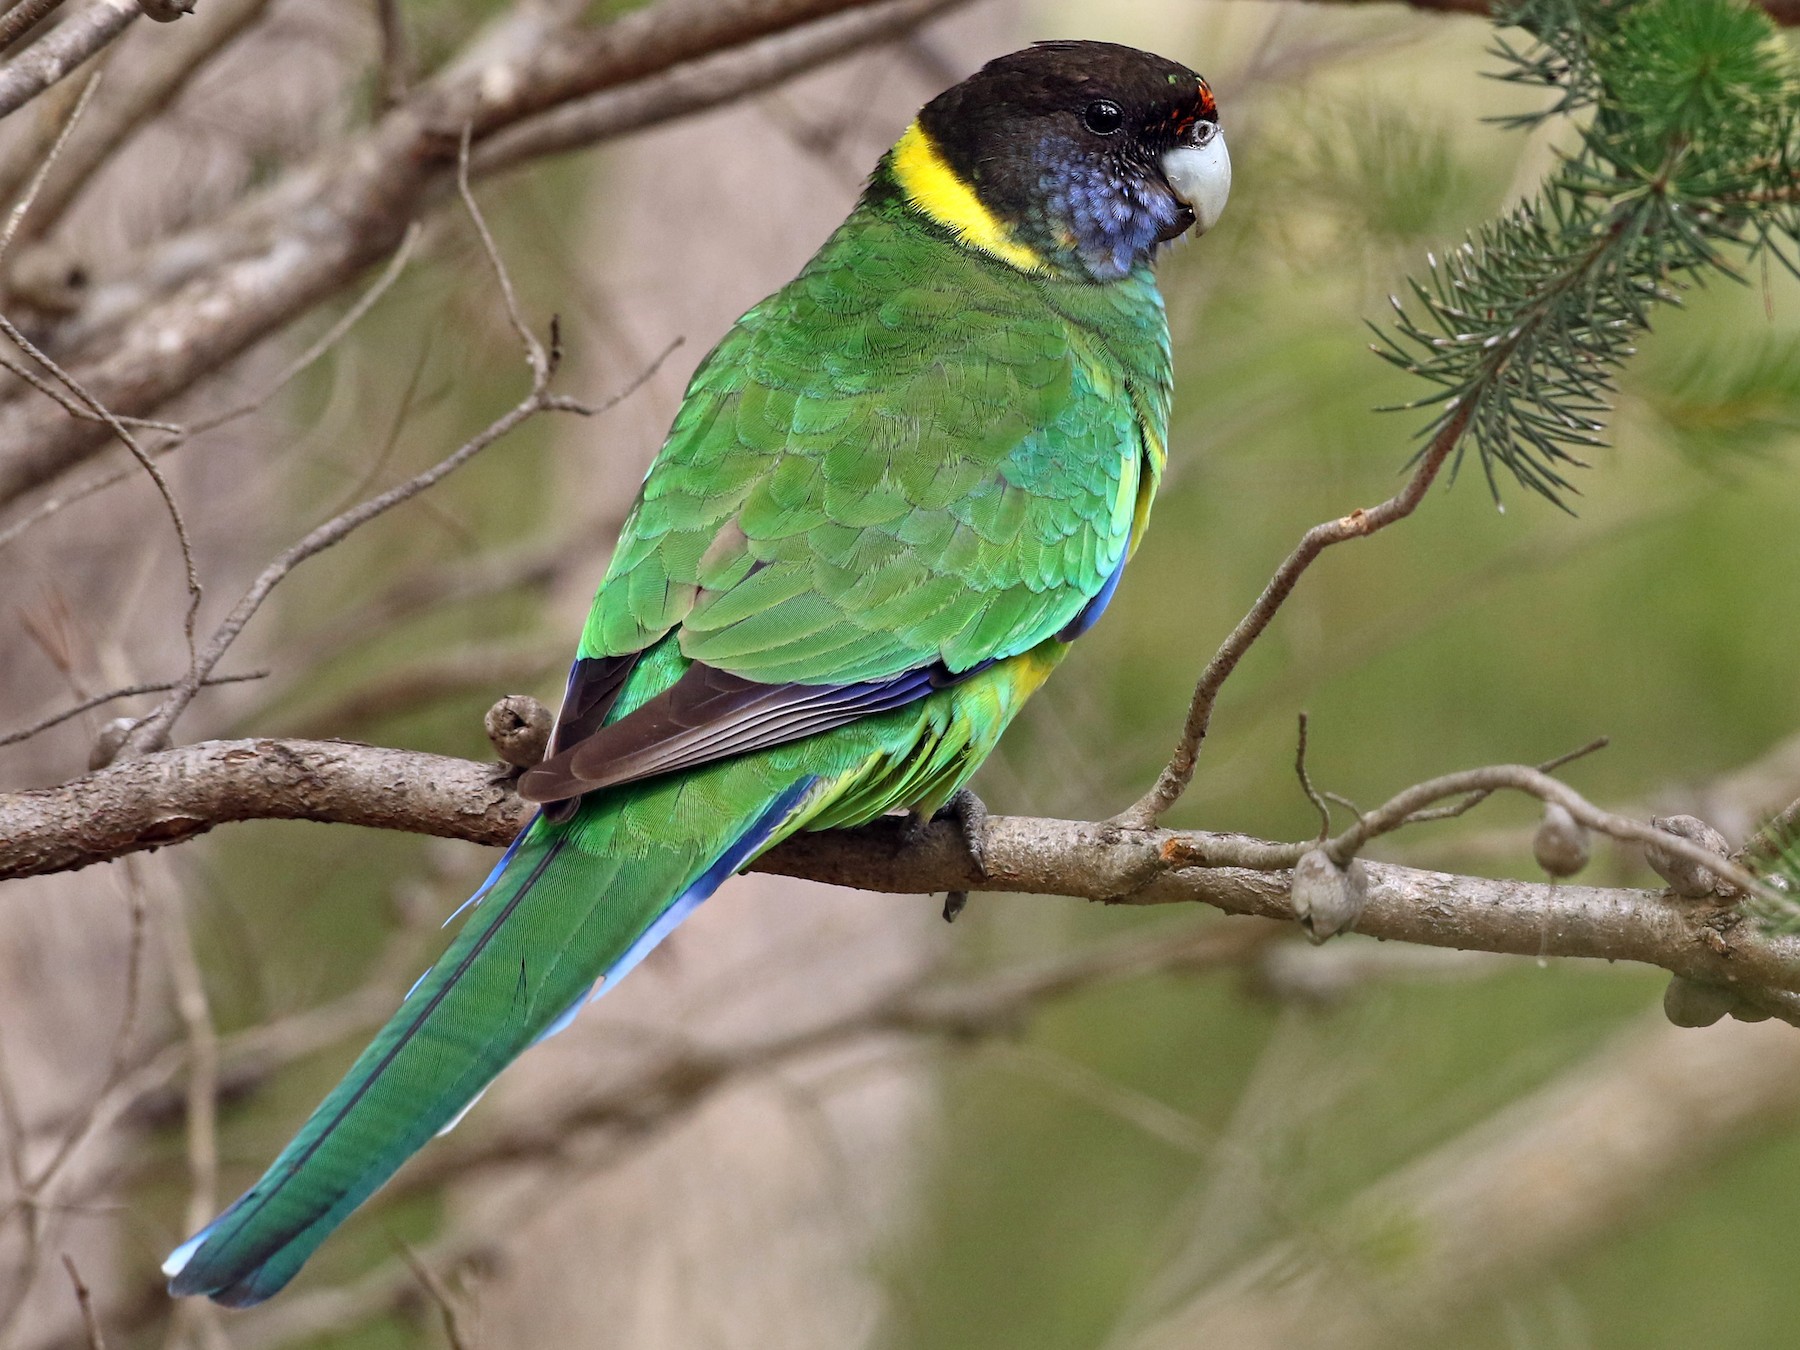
[1374,0,1800,506]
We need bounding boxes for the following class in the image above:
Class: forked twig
[1400,736,1608,827]
[398,1244,476,1350]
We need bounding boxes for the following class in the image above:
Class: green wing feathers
[583,198,1173,685]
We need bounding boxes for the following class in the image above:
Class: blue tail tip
[163,1204,284,1306]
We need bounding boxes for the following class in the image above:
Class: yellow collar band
[890,121,1047,275]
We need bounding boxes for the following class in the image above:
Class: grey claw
[934,789,987,924]
[939,788,989,877]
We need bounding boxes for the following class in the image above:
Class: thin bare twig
[0,221,423,558]
[0,308,202,665]
[398,1246,474,1350]
[183,222,426,439]
[0,64,99,263]
[115,202,561,760]
[1321,764,1771,899]
[1162,757,1775,900]
[1293,712,1330,842]
[1119,402,1474,829]
[457,123,546,381]
[0,669,264,748]
[60,1255,105,1350]
[115,380,578,758]
[0,348,182,436]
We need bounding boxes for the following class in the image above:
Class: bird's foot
[925,788,988,924]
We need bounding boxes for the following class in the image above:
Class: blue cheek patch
[1037,138,1183,280]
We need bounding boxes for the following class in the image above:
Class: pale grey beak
[1161,125,1231,235]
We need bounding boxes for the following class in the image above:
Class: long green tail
[164,773,813,1306]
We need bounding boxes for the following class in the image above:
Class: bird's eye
[1082,100,1124,135]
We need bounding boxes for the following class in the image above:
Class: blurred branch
[0,220,420,556]
[4,0,273,249]
[0,0,135,120]
[373,0,409,111]
[0,862,144,1342]
[0,0,72,54]
[1125,1013,1800,1350]
[473,0,972,174]
[0,0,976,509]
[6,738,1800,1005]
[384,921,1276,1202]
[0,63,98,263]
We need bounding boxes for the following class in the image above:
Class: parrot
[164,38,1230,1306]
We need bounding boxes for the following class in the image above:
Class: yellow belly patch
[891,122,1047,275]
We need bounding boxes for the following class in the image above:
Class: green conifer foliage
[1375,0,1799,505]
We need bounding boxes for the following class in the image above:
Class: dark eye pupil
[1083,100,1123,135]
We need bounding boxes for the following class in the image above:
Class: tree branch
[4,737,1798,1001]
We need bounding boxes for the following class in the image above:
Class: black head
[898,41,1228,281]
